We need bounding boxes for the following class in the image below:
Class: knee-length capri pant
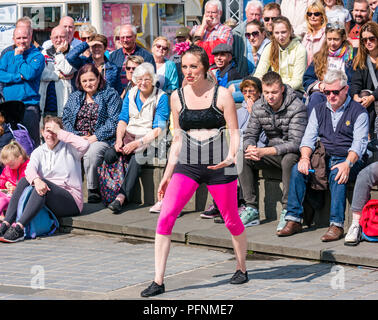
[156,169,245,236]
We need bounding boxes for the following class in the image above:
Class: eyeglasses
[362,36,377,44]
[307,12,322,17]
[242,89,258,95]
[326,22,344,30]
[155,44,169,51]
[245,31,260,38]
[136,78,152,83]
[323,86,346,96]
[126,66,136,71]
[263,16,277,22]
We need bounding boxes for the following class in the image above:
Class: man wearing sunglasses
[262,2,281,37]
[278,69,369,242]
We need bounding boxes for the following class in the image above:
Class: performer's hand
[157,177,171,201]
[207,155,235,170]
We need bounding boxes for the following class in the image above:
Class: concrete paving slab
[59,205,378,268]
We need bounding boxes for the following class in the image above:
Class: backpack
[16,186,59,239]
[359,199,378,242]
[8,123,35,155]
[97,155,129,206]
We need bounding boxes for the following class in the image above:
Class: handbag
[97,155,129,206]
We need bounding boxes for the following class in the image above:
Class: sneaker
[238,204,246,216]
[0,223,9,237]
[149,200,162,214]
[140,281,165,297]
[230,270,248,284]
[344,224,361,246]
[240,207,260,227]
[200,204,220,219]
[1,224,24,243]
[276,209,287,232]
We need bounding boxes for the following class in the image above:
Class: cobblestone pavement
[0,232,377,301]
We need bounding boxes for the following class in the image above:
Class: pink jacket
[0,159,30,189]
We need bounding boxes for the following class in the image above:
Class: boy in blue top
[0,26,45,147]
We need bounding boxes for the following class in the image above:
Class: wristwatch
[346,159,354,168]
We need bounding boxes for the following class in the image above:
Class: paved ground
[0,232,377,302]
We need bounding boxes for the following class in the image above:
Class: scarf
[328,43,353,62]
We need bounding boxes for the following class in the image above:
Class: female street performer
[141,46,248,297]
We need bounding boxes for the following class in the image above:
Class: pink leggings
[156,173,245,236]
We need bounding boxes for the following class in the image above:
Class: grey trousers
[350,162,378,212]
[238,153,300,210]
[83,141,110,190]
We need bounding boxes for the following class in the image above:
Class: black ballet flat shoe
[140,281,165,297]
[108,199,123,214]
[230,270,248,284]
[88,189,101,203]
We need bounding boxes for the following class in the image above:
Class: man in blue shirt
[277,69,369,242]
[0,26,45,147]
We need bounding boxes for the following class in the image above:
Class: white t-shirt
[325,6,352,27]
[156,63,166,90]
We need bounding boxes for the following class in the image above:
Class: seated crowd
[0,0,376,246]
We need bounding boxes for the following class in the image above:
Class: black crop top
[178,85,226,131]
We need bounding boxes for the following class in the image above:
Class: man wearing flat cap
[211,43,241,87]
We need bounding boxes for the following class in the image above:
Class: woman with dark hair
[254,16,307,95]
[141,46,248,297]
[63,63,122,203]
[0,116,89,243]
[350,21,378,138]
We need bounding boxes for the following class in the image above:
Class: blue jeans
[285,156,366,227]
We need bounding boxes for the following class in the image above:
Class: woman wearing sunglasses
[120,55,144,99]
[350,21,378,139]
[303,22,354,115]
[302,1,328,67]
[254,16,307,96]
[151,36,179,96]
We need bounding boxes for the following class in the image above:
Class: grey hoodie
[243,85,308,155]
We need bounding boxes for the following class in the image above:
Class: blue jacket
[0,45,45,105]
[303,60,354,93]
[66,42,122,95]
[62,85,122,144]
[109,45,156,89]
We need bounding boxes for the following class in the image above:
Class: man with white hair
[232,0,264,77]
[42,16,82,50]
[109,24,155,90]
[277,69,369,242]
[190,0,233,65]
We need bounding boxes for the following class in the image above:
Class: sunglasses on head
[323,86,346,96]
[326,22,344,30]
[307,11,322,17]
[245,31,260,38]
[362,36,377,44]
[155,44,169,51]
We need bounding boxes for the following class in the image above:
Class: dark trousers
[4,177,80,227]
[238,153,300,210]
[23,104,41,147]
[104,147,142,202]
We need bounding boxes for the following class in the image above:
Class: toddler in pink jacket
[0,141,29,220]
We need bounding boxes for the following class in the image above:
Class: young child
[322,0,352,33]
[0,141,29,220]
